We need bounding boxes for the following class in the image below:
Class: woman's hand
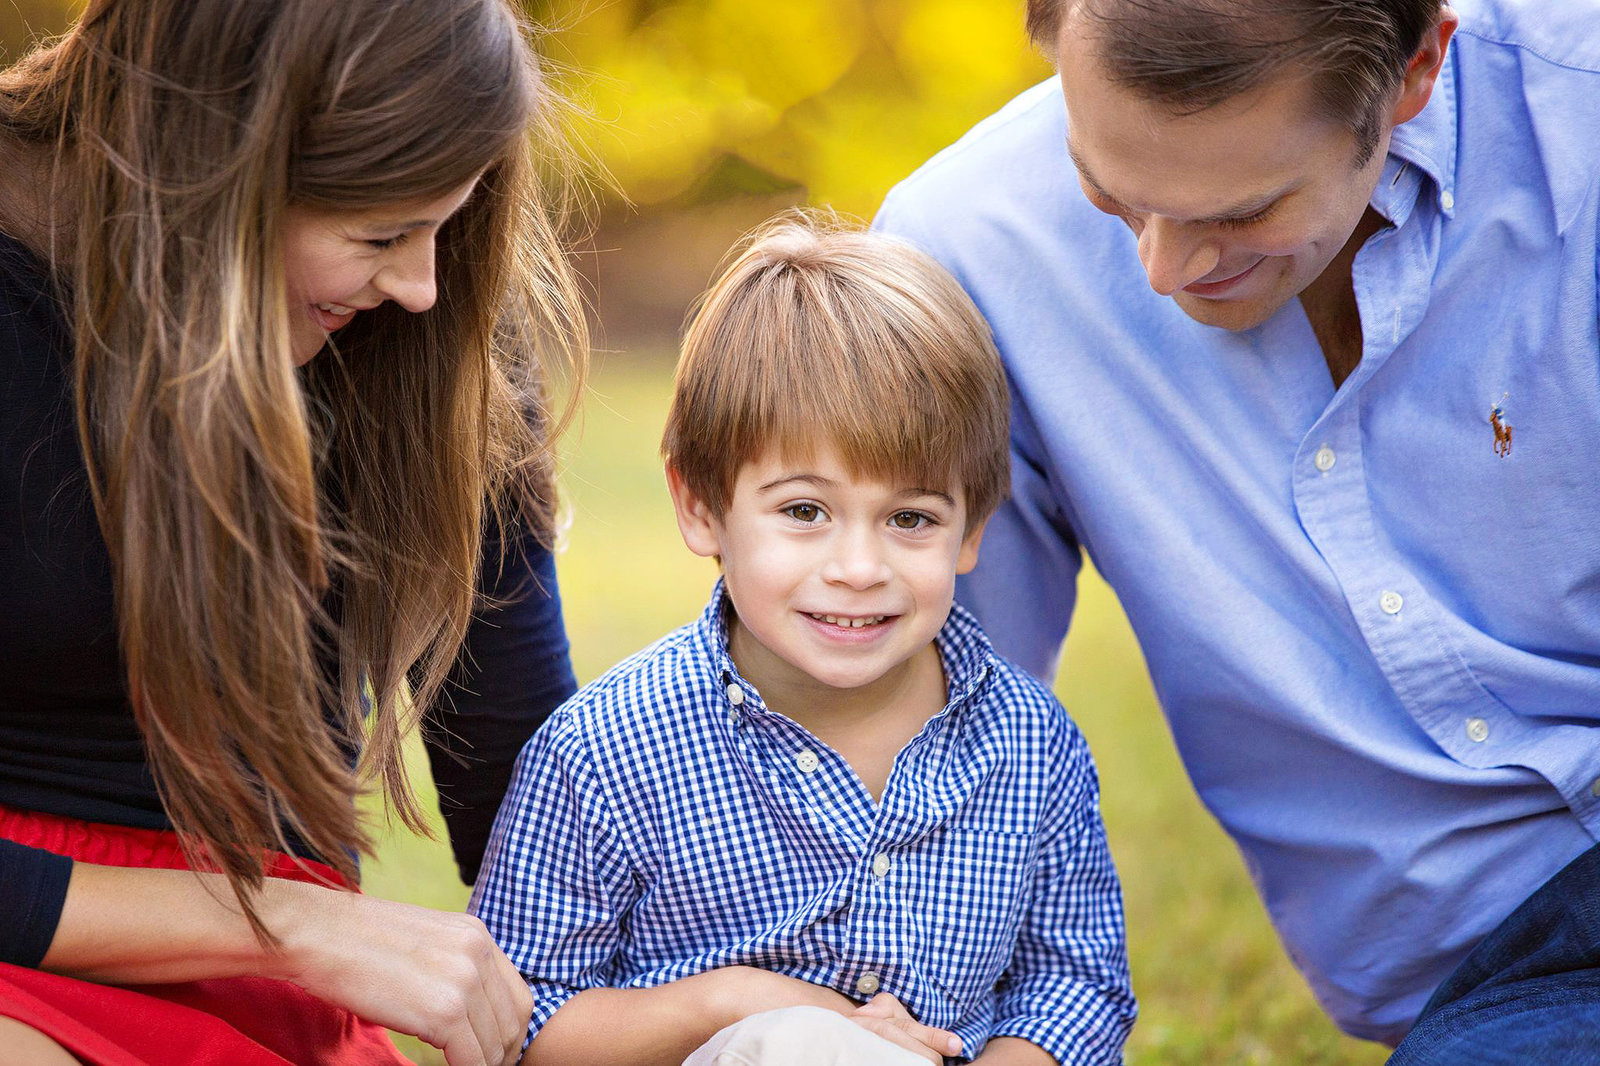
[265,882,533,1066]
[851,992,963,1063]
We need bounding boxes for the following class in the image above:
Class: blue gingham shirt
[875,0,1600,1044]
[471,584,1135,1064]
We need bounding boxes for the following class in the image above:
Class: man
[875,0,1600,1057]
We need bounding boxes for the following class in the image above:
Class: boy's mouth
[807,613,887,629]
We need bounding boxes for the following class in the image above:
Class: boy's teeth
[810,613,886,628]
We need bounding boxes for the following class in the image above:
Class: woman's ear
[666,463,724,559]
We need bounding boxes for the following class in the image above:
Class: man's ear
[1390,8,1458,126]
[666,463,723,560]
[955,515,990,576]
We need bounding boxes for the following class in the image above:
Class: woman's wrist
[252,875,336,984]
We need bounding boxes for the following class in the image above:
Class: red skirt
[0,806,412,1066]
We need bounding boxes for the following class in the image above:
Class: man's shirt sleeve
[989,714,1135,1065]
[956,391,1084,682]
[875,184,1084,682]
[469,708,638,1046]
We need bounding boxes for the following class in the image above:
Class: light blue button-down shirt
[875,0,1600,1044]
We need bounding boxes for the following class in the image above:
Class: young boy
[471,214,1135,1065]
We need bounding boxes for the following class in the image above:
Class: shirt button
[725,683,745,706]
[1313,446,1336,473]
[1440,189,1455,210]
[795,749,819,774]
[1380,591,1404,615]
[1465,717,1489,743]
[855,972,880,996]
[871,853,892,878]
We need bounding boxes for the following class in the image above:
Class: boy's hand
[852,992,963,1063]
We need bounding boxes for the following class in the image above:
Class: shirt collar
[693,578,996,715]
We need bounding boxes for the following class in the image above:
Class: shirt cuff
[524,982,584,1051]
[990,1011,1128,1066]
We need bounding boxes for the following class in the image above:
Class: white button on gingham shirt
[471,584,1135,1063]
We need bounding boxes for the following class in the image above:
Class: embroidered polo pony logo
[1489,393,1512,458]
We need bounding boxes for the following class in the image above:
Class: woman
[0,1,587,1063]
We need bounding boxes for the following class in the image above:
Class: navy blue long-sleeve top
[0,230,577,968]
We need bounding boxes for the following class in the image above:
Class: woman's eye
[365,233,407,250]
[784,503,822,523]
[890,510,929,530]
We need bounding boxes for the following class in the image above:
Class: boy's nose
[822,530,892,589]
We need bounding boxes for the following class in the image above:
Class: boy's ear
[666,463,724,560]
[955,515,990,576]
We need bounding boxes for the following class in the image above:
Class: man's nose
[1137,217,1221,296]
[376,236,438,313]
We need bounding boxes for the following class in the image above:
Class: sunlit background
[2,2,1386,1062]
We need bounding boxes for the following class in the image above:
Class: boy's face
[669,446,986,701]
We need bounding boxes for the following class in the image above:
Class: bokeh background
[2,2,1387,1063]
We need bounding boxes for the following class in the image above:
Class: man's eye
[785,503,822,523]
[1217,205,1277,230]
[890,510,929,530]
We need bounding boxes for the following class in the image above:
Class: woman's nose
[375,236,438,313]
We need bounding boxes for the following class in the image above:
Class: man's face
[1056,15,1391,331]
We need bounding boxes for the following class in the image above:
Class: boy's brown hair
[663,210,1009,531]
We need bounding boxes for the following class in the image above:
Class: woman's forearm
[41,861,292,983]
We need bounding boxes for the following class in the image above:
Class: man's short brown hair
[662,211,1009,531]
[1028,0,1442,164]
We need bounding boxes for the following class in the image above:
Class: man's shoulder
[1455,0,1600,74]
[887,79,1063,196]
[876,80,1078,254]
[1449,0,1600,234]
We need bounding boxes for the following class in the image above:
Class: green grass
[363,353,1388,1065]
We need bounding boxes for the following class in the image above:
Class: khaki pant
[682,1006,933,1066]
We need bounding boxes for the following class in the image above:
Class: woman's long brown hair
[0,0,587,937]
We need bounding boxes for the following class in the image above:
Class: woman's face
[280,178,480,365]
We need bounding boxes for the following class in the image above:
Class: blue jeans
[1388,842,1600,1065]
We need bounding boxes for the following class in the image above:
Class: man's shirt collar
[1379,41,1459,226]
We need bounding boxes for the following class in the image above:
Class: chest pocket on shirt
[904,827,1036,1009]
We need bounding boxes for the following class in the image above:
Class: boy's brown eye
[786,504,821,523]
[890,511,926,530]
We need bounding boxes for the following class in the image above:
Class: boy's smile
[669,446,986,716]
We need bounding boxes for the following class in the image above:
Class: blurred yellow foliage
[540,0,1050,213]
[3,0,1049,216]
